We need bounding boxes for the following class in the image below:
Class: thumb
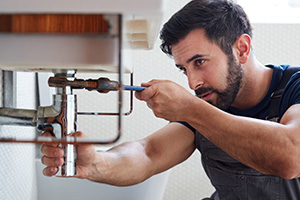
[141,79,161,87]
[69,131,86,138]
[135,86,156,101]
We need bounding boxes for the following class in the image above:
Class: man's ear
[234,34,251,64]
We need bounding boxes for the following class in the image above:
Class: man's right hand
[40,123,195,186]
[40,131,98,179]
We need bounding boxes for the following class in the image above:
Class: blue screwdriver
[123,85,146,91]
[96,78,147,93]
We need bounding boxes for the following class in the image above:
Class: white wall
[0,72,37,200]
[251,23,300,66]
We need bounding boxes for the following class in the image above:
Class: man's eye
[195,59,205,66]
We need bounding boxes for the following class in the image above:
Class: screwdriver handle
[123,85,146,91]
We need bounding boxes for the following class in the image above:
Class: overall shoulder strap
[266,66,300,121]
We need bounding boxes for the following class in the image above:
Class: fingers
[141,79,162,87]
[40,131,63,176]
[41,143,63,157]
[40,131,90,177]
[41,153,64,177]
[43,166,59,177]
[135,80,160,101]
[135,81,157,101]
[41,131,59,147]
[41,131,53,137]
[69,131,86,138]
[135,87,155,101]
[41,155,64,167]
[40,144,64,171]
[136,79,172,101]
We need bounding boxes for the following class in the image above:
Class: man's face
[172,29,243,110]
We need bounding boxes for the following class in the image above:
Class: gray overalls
[195,132,300,200]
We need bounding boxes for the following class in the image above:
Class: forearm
[87,123,196,185]
[185,100,300,178]
[87,141,154,186]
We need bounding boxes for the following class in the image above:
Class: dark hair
[160,0,252,56]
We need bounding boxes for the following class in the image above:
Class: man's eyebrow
[187,54,205,64]
[175,54,207,68]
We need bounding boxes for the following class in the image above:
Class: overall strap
[266,66,300,121]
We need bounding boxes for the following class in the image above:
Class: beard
[195,54,243,110]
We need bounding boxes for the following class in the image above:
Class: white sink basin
[35,159,170,200]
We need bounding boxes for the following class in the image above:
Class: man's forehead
[172,30,212,52]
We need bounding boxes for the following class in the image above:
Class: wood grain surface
[0,14,109,34]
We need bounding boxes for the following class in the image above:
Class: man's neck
[231,57,273,110]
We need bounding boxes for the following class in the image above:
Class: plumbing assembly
[0,70,144,176]
[0,0,164,177]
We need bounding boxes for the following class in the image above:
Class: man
[41,0,300,199]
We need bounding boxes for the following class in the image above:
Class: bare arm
[41,123,195,186]
[186,100,300,179]
[88,122,195,185]
[136,80,300,179]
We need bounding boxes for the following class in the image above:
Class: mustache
[195,86,217,97]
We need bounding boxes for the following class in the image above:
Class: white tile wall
[0,72,37,200]
[252,23,300,66]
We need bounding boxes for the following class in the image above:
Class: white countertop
[0,0,165,15]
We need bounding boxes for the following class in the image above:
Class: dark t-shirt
[176,65,300,199]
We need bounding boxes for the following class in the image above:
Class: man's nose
[187,71,204,91]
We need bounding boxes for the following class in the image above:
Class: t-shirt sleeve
[284,72,300,105]
[280,72,300,117]
[171,121,196,133]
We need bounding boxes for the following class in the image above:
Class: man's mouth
[199,92,213,101]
